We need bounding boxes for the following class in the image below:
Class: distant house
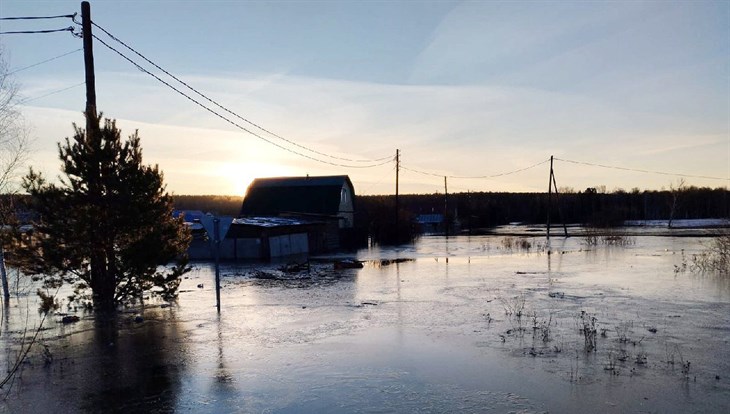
[173,209,207,240]
[417,214,445,235]
[238,175,362,253]
[173,210,206,222]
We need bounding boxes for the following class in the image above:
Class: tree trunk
[669,194,678,229]
[0,246,9,301]
[90,252,115,313]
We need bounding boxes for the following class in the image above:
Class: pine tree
[18,111,190,313]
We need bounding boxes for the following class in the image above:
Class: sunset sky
[1,0,728,196]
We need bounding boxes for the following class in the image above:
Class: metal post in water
[214,217,221,313]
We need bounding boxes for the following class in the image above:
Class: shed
[184,216,321,260]
[226,217,323,260]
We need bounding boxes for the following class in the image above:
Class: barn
[231,175,362,257]
[239,175,355,228]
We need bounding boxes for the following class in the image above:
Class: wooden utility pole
[444,176,448,236]
[546,155,568,239]
[552,167,569,237]
[395,149,400,242]
[81,1,96,119]
[81,1,110,310]
[547,156,553,240]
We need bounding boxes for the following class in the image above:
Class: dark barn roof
[240,175,354,217]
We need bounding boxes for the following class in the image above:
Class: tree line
[356,186,729,239]
[170,186,729,243]
[171,195,242,216]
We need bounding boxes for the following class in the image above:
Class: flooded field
[1,233,729,413]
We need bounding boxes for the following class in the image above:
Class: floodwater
[1,233,729,413]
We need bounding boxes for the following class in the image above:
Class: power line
[7,48,82,75]
[359,163,397,194]
[91,21,392,164]
[401,158,550,179]
[0,27,75,35]
[18,82,85,105]
[92,34,393,169]
[0,14,76,21]
[554,157,730,181]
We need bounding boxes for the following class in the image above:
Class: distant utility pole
[81,1,96,119]
[395,149,400,242]
[444,176,449,236]
[546,155,568,240]
[547,156,553,239]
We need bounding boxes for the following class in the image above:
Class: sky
[0,0,728,196]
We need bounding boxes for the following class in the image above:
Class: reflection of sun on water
[217,162,294,195]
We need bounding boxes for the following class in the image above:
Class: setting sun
[216,161,296,196]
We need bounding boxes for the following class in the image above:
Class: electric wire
[18,82,85,105]
[92,34,393,169]
[401,158,551,179]
[0,14,76,21]
[7,48,82,75]
[554,157,729,181]
[91,21,392,164]
[0,27,75,35]
[4,14,725,189]
[359,163,397,195]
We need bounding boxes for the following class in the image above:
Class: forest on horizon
[170,185,730,230]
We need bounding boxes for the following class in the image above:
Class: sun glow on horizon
[216,161,297,196]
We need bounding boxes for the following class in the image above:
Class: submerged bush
[501,237,544,253]
[692,233,730,275]
[582,228,635,247]
[37,288,59,314]
[577,310,598,352]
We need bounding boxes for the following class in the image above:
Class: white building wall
[338,183,355,228]
[269,233,309,257]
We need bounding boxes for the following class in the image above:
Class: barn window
[341,187,348,204]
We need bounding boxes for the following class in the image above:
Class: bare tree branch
[1,46,32,302]
[0,47,30,195]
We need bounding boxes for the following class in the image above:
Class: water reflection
[82,312,187,412]
[2,308,188,413]
[364,258,414,268]
[208,314,237,411]
[2,234,728,413]
[396,261,403,345]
